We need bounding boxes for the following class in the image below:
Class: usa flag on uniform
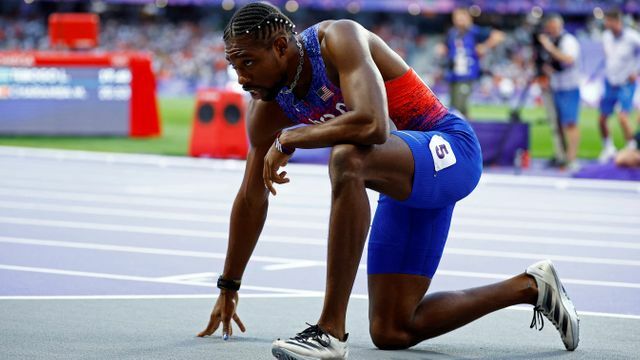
[316,85,334,102]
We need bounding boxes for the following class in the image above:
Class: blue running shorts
[367,113,482,278]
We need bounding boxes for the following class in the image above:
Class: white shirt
[602,28,640,86]
[550,33,581,91]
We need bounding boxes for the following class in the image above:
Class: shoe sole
[546,261,580,351]
[272,347,309,360]
[272,347,346,360]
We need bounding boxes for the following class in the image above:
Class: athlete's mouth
[243,87,262,98]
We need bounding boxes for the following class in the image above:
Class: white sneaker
[526,260,580,351]
[272,324,348,360]
[598,145,616,163]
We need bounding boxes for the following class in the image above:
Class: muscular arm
[279,20,390,149]
[221,100,291,280]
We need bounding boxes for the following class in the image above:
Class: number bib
[429,135,457,171]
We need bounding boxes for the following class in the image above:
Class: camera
[532,27,565,76]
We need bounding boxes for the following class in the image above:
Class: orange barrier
[189,89,248,159]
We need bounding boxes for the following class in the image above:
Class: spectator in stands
[537,14,581,170]
[437,7,505,118]
[598,8,640,163]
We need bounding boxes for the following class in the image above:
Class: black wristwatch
[217,276,241,291]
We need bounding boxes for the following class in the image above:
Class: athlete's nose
[237,71,251,86]
[238,75,249,85]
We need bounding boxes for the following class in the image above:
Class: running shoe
[272,323,348,360]
[526,260,580,351]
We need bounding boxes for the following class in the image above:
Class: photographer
[536,14,581,170]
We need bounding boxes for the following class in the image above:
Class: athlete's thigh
[360,134,415,201]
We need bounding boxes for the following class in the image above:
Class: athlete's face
[604,17,622,34]
[225,36,289,101]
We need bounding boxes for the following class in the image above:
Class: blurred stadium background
[0,0,638,162]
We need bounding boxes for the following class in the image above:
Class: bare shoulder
[317,20,371,69]
[317,19,407,79]
[318,19,368,45]
[246,99,293,148]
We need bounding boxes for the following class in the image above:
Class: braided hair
[223,2,296,43]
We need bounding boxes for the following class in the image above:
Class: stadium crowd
[1,8,635,100]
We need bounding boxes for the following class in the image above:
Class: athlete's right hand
[197,290,246,339]
[263,141,293,196]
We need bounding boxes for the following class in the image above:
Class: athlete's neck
[286,36,311,99]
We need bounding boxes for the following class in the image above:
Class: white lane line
[1,293,638,321]
[3,215,640,254]
[11,196,636,250]
[0,293,335,300]
[2,199,640,230]
[445,248,640,267]
[2,237,640,289]
[0,201,327,229]
[505,305,640,320]
[450,232,640,250]
[3,146,640,193]
[262,261,321,271]
[0,146,249,171]
[2,236,639,271]
[0,178,328,202]
[453,218,640,236]
[0,188,330,214]
[0,264,323,295]
[436,270,640,289]
[1,198,639,249]
[478,173,640,193]
[156,272,218,282]
[1,182,638,224]
[455,207,640,226]
[0,216,328,235]
[0,236,325,266]
[2,198,638,236]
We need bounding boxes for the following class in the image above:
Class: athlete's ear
[273,36,289,58]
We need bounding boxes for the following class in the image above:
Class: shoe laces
[292,323,331,347]
[530,306,545,331]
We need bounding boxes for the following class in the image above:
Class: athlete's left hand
[263,141,292,196]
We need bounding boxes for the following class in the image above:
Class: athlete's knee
[329,144,364,185]
[369,318,413,350]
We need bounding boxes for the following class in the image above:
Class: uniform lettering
[306,102,347,124]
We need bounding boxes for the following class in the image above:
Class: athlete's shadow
[482,350,572,360]
[354,347,570,360]
[352,346,466,359]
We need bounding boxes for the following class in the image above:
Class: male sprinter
[198,3,579,359]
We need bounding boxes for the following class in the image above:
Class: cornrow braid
[223,2,296,43]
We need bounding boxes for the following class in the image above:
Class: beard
[245,76,288,102]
